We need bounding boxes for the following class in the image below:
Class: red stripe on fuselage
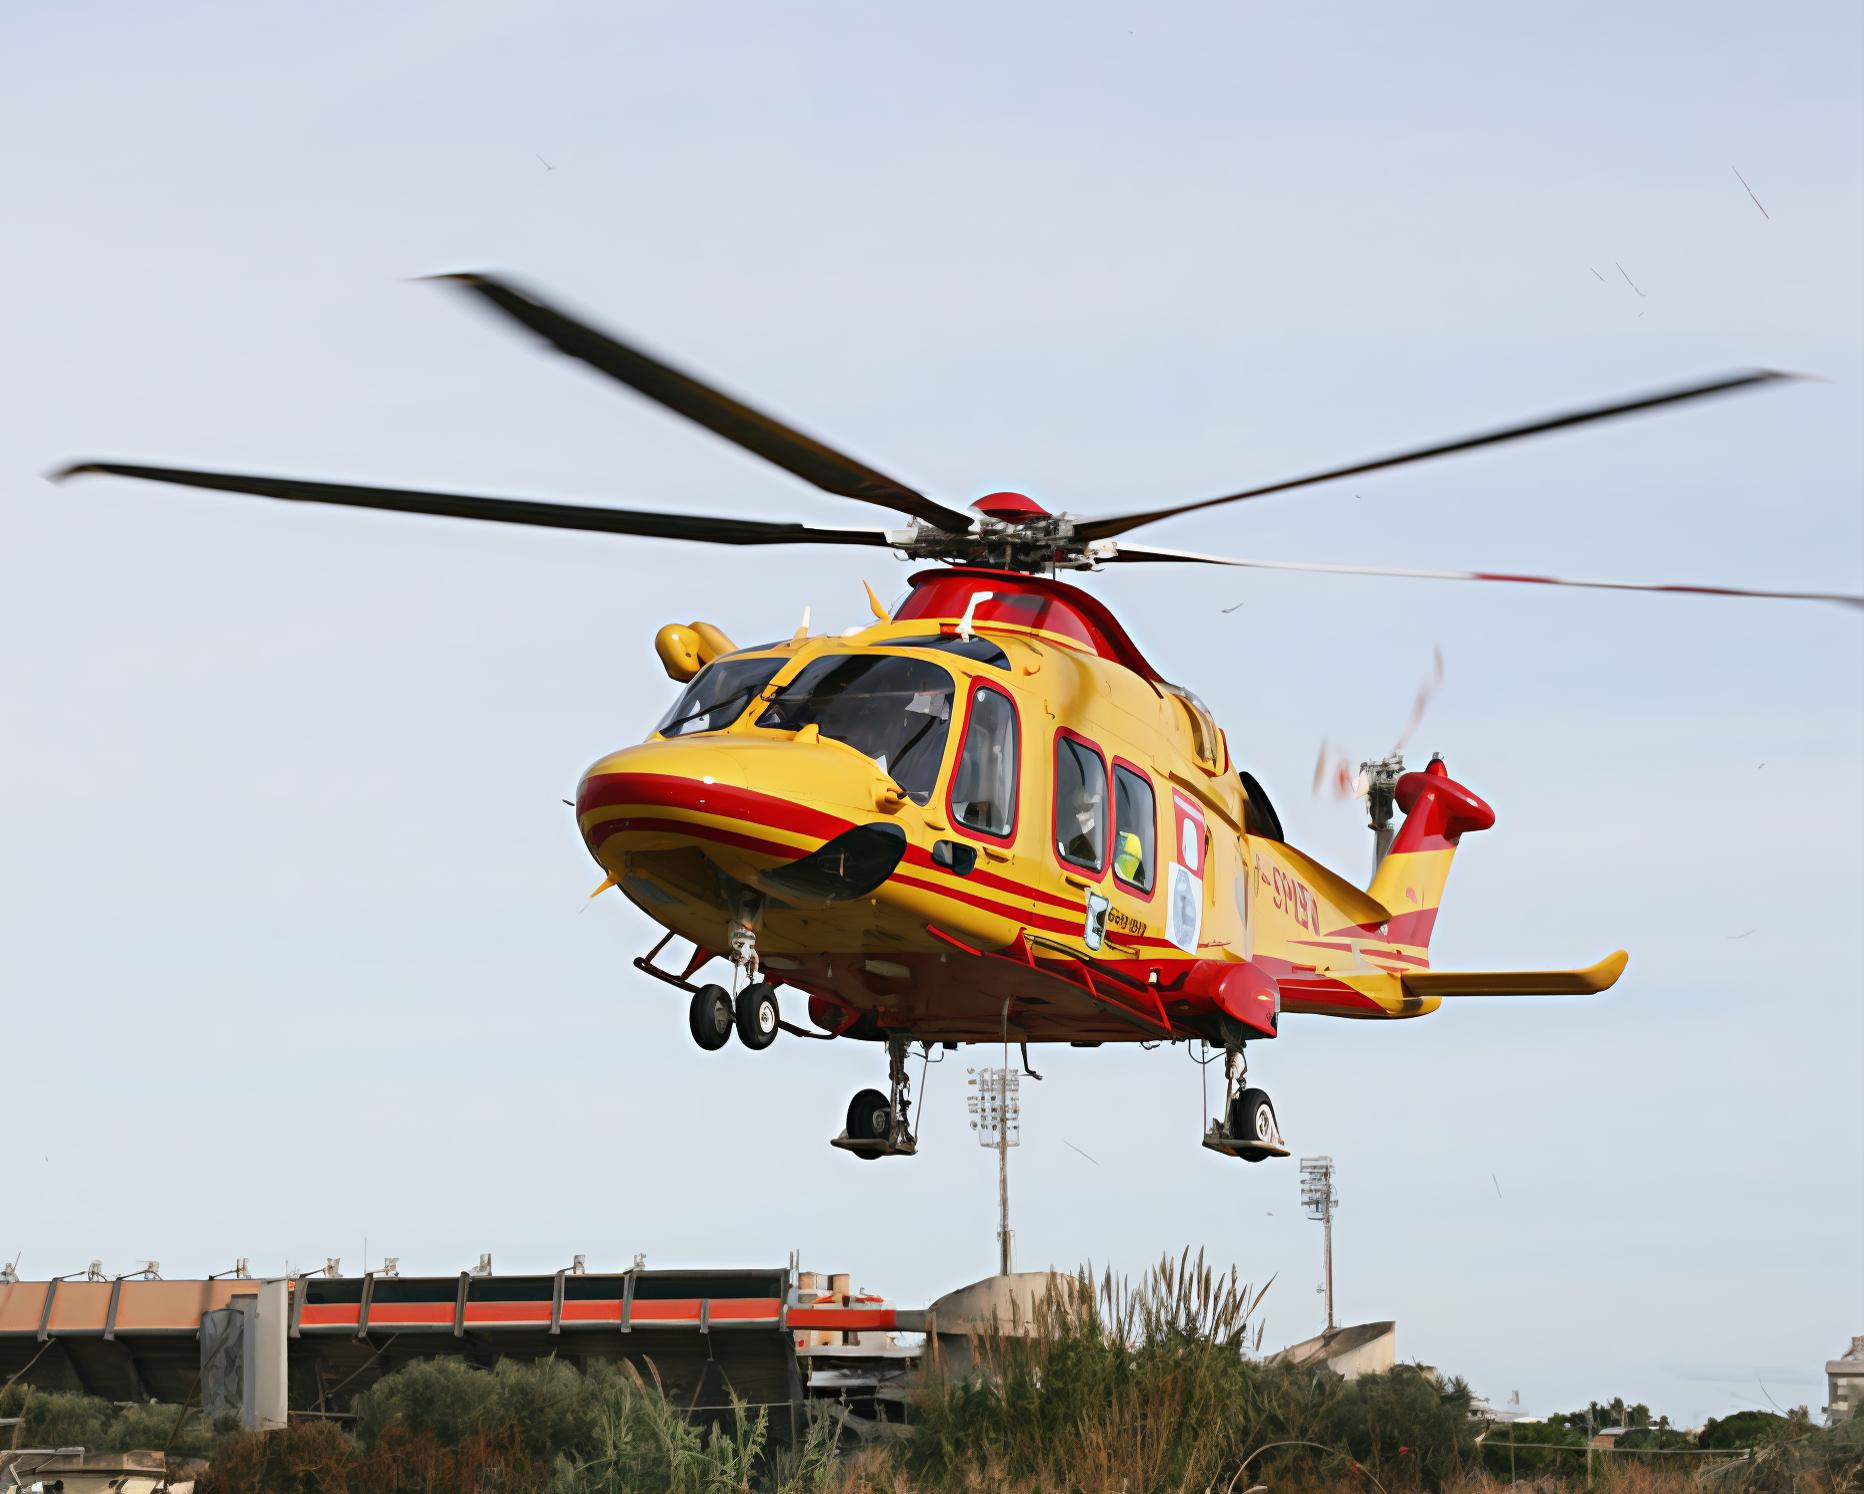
[589,815,800,862]
[578,770,1156,932]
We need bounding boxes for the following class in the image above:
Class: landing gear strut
[1202,1037,1289,1163]
[831,1036,919,1160]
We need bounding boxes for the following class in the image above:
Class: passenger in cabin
[1062,785,1103,866]
[1113,831,1145,885]
[1056,735,1107,867]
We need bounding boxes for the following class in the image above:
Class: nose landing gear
[688,985,734,1051]
[1202,1039,1290,1162]
[685,980,780,1052]
[734,983,780,1050]
[831,1036,919,1159]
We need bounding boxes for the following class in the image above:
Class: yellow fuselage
[575,569,1454,1045]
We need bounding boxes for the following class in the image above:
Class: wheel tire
[735,983,780,1051]
[1231,1087,1279,1146]
[847,1088,893,1144]
[689,985,734,1051]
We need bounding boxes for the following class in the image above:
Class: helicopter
[56,274,1861,1164]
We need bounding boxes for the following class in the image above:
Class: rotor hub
[970,491,1051,523]
[888,510,1110,574]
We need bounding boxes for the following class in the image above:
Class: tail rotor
[1312,648,1446,881]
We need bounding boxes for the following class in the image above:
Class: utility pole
[1300,1155,1339,1332]
[967,1065,1021,1275]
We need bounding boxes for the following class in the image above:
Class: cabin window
[655,656,785,738]
[756,655,954,805]
[951,685,1019,839]
[1053,734,1108,872]
[1112,764,1156,893]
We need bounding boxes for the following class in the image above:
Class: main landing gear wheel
[830,1037,919,1159]
[1230,1087,1281,1163]
[845,1088,892,1160]
[1201,1038,1292,1161]
[688,985,733,1051]
[735,982,780,1051]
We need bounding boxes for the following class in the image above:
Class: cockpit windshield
[757,655,955,804]
[655,655,785,738]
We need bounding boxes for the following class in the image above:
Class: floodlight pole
[997,1060,1013,1275]
[968,1063,1019,1277]
[1300,1155,1338,1333]
[1322,1201,1335,1332]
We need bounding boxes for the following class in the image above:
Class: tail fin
[1367,757,1494,951]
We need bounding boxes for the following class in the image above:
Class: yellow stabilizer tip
[1589,948,1630,990]
[864,581,889,621]
[587,873,619,900]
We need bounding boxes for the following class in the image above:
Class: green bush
[0,1383,230,1460]
[1714,1406,1864,1494]
[1700,1409,1789,1449]
[201,1357,841,1494]
[351,1353,614,1463]
[0,1385,116,1451]
[898,1250,1486,1492]
[1311,1365,1477,1489]
[904,1251,1272,1493]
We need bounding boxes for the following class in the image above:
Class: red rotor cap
[971,491,1050,523]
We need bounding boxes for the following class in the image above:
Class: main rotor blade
[54,463,900,549]
[1076,370,1796,542]
[432,273,975,533]
[1108,542,1863,609]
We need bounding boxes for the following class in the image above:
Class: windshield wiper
[661,682,762,736]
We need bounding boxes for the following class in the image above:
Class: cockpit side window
[950,684,1019,840]
[655,656,785,738]
[1053,732,1108,872]
[756,655,955,805]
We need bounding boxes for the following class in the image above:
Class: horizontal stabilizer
[1402,949,1627,999]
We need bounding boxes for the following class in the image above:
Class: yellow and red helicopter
[58,275,1860,1163]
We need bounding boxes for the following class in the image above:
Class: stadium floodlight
[965,1066,1021,1147]
[967,1066,1022,1273]
[1298,1156,1339,1331]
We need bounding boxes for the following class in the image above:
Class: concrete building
[1272,1321,1397,1380]
[1826,1334,1864,1425]
[0,1262,927,1438]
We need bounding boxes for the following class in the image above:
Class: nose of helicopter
[574,735,911,898]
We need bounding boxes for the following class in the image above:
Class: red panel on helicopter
[895,567,1165,682]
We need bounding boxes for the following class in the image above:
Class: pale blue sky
[2,0,1859,1427]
